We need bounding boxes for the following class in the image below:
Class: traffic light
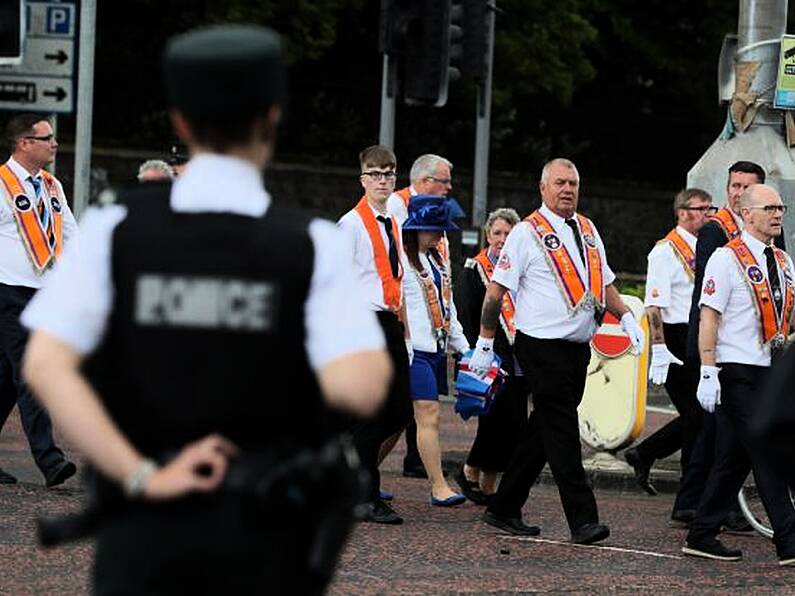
[460,0,490,83]
[0,0,24,65]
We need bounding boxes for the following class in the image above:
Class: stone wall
[53,149,678,275]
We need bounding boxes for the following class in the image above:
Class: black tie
[565,218,585,262]
[377,215,399,278]
[764,246,783,317]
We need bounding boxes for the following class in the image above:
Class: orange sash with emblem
[414,254,452,345]
[471,250,517,343]
[0,164,64,273]
[526,210,605,312]
[355,197,403,311]
[726,237,794,345]
[708,207,741,241]
[659,228,695,279]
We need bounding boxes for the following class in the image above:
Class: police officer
[624,189,713,495]
[682,184,795,564]
[0,113,77,487]
[470,158,644,544]
[21,25,391,594]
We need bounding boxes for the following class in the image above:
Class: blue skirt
[410,349,448,401]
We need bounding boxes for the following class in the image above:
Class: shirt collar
[676,225,697,250]
[170,153,270,216]
[729,207,745,230]
[741,230,771,262]
[539,203,571,231]
[7,156,41,182]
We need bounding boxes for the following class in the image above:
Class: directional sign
[0,75,72,112]
[0,0,75,113]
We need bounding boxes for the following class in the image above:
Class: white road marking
[499,535,684,560]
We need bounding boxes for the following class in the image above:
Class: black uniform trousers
[687,364,795,557]
[94,494,333,596]
[351,311,412,501]
[466,373,530,472]
[634,324,702,471]
[0,283,65,474]
[487,333,598,531]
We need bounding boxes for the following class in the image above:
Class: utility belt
[39,435,366,546]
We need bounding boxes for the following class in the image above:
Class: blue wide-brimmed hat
[402,194,465,231]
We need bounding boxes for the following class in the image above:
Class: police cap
[162,25,286,123]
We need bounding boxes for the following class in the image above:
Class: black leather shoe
[481,510,540,536]
[624,448,657,496]
[669,509,696,528]
[682,538,742,561]
[571,523,610,545]
[454,467,489,506]
[722,511,753,534]
[362,499,403,525]
[402,464,428,479]
[0,468,17,484]
[44,460,77,488]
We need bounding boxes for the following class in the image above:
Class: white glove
[696,365,721,413]
[469,336,495,376]
[405,339,414,366]
[620,312,645,355]
[649,344,684,385]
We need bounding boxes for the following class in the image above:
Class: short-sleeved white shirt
[644,226,697,324]
[491,203,616,343]
[699,231,794,367]
[386,185,415,225]
[337,199,403,312]
[21,153,384,371]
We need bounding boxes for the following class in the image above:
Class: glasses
[683,205,718,214]
[361,171,396,181]
[749,204,788,214]
[25,134,56,143]
[425,176,452,186]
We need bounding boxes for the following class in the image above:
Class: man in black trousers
[683,184,795,563]
[469,158,645,544]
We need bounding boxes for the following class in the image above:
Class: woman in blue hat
[401,195,470,506]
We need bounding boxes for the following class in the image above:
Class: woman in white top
[401,195,470,506]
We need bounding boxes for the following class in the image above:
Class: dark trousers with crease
[487,333,598,532]
[634,324,702,471]
[0,283,65,475]
[351,311,412,502]
[687,364,795,556]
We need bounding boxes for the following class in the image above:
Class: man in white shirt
[470,158,644,544]
[624,188,713,495]
[337,145,413,524]
[683,184,795,564]
[0,112,77,487]
[21,25,390,593]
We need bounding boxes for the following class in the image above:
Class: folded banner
[454,350,505,420]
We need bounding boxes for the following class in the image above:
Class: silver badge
[771,333,786,350]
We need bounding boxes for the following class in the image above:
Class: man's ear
[254,106,282,144]
[169,110,194,145]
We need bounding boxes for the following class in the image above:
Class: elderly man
[388,153,453,224]
[137,159,174,183]
[683,184,795,564]
[0,113,77,487]
[470,158,644,544]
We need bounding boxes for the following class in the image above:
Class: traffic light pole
[73,0,97,218]
[471,2,496,229]
[379,54,397,148]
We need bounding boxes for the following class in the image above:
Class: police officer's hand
[696,365,721,413]
[649,344,684,385]
[469,336,495,377]
[142,434,239,500]
[620,312,645,355]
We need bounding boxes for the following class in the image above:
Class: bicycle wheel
[738,483,773,539]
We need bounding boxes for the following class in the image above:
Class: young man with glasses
[624,188,713,496]
[337,145,413,524]
[683,184,795,564]
[0,113,77,487]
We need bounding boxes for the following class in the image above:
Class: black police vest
[83,183,328,457]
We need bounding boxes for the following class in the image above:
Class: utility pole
[471,1,496,229]
[379,54,397,148]
[72,0,96,218]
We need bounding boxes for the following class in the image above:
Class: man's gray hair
[137,159,175,182]
[409,154,453,183]
[484,207,520,235]
[540,158,578,184]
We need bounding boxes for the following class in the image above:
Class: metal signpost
[0,0,75,113]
